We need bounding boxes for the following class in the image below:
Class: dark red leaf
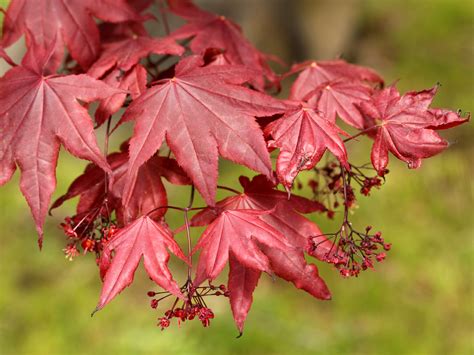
[120,55,287,206]
[228,254,261,335]
[168,0,279,90]
[94,65,148,126]
[51,150,190,224]
[2,0,142,70]
[88,36,183,79]
[265,104,349,190]
[193,209,293,285]
[0,42,120,244]
[359,85,468,175]
[287,60,383,101]
[305,79,374,129]
[191,175,335,261]
[95,216,187,312]
[263,246,331,301]
[199,178,333,334]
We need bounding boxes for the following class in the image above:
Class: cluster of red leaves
[0,0,468,335]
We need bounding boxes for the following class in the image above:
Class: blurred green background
[0,0,472,354]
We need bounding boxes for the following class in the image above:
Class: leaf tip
[91,305,102,317]
[37,235,43,250]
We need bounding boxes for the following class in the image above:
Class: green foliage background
[0,1,472,354]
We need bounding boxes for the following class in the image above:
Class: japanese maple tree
[0,0,468,335]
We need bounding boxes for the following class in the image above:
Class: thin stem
[103,117,112,196]
[184,186,195,283]
[343,126,378,143]
[341,164,349,222]
[147,205,188,217]
[217,185,241,195]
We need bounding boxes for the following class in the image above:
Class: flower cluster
[310,224,391,277]
[304,161,385,218]
[60,213,117,261]
[148,282,228,330]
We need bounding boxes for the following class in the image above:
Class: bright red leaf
[119,55,287,206]
[51,148,190,224]
[168,0,279,90]
[288,60,383,101]
[88,35,184,79]
[265,104,349,190]
[305,79,374,129]
[227,254,261,335]
[94,65,148,126]
[0,43,120,244]
[359,85,469,175]
[2,0,142,70]
[193,209,293,285]
[191,176,332,333]
[191,175,335,259]
[95,216,187,312]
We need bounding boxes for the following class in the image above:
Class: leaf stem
[343,126,378,143]
[184,186,195,283]
[103,116,112,197]
[217,185,241,195]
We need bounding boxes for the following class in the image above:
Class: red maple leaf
[168,0,280,90]
[119,55,287,206]
[359,85,469,175]
[193,209,293,285]
[88,35,183,79]
[227,254,260,335]
[2,0,142,70]
[265,103,349,190]
[191,176,332,333]
[191,175,334,259]
[0,42,121,244]
[51,148,190,224]
[305,79,375,129]
[94,65,148,126]
[95,216,188,312]
[287,60,383,101]
[227,232,331,334]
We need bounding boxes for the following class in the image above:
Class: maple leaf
[358,85,468,175]
[0,42,121,244]
[305,79,374,129]
[265,104,349,190]
[227,253,261,336]
[193,174,335,272]
[193,209,294,285]
[2,0,142,70]
[168,0,279,90]
[228,244,331,335]
[119,55,287,206]
[88,35,184,79]
[287,60,383,101]
[50,151,127,217]
[51,148,190,224]
[191,175,335,259]
[95,216,188,312]
[94,65,148,126]
[191,176,332,333]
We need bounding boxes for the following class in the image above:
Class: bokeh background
[0,0,472,354]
